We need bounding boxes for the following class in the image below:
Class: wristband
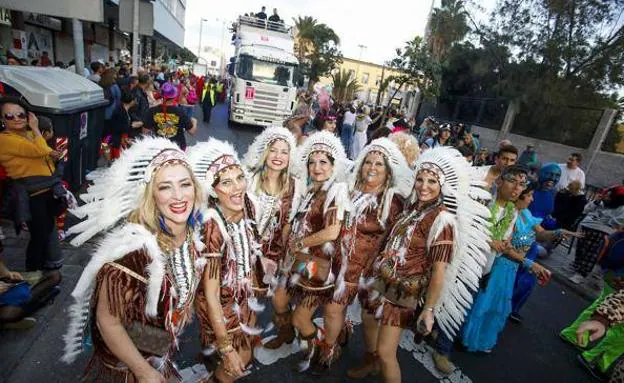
[523,258,534,269]
[218,344,234,356]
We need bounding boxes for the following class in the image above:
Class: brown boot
[310,341,342,375]
[297,328,319,372]
[264,310,296,349]
[346,351,380,379]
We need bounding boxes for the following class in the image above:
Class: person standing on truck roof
[256,6,267,20]
[269,8,281,23]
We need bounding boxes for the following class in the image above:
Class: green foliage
[428,0,471,61]
[331,69,361,103]
[293,16,343,88]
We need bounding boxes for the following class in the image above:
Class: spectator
[256,6,268,20]
[100,68,122,129]
[424,123,453,149]
[553,180,587,231]
[481,144,519,191]
[66,59,90,77]
[268,8,281,23]
[0,256,61,330]
[457,127,480,154]
[569,185,624,284]
[130,74,151,123]
[109,90,141,159]
[473,147,489,167]
[341,105,356,158]
[518,144,538,168]
[352,106,372,159]
[0,98,66,292]
[201,78,216,124]
[557,152,586,191]
[6,50,20,66]
[38,51,52,67]
[457,144,475,164]
[143,83,197,150]
[87,61,104,83]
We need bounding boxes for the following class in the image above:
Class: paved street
[1,104,596,383]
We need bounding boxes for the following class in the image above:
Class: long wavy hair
[127,163,203,251]
[255,139,291,197]
[354,151,392,222]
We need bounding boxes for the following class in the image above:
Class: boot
[310,341,342,376]
[346,351,380,379]
[297,328,319,372]
[432,351,454,375]
[264,310,296,349]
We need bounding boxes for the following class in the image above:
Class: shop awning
[0,0,103,22]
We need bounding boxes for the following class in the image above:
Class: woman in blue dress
[462,185,553,352]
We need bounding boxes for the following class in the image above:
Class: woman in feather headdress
[309,138,413,376]
[188,139,266,383]
[366,147,492,383]
[62,138,206,382]
[284,131,351,372]
[242,126,301,351]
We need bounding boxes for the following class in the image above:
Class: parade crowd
[0,68,622,383]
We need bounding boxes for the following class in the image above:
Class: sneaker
[432,351,454,375]
[509,313,523,323]
[1,317,37,330]
[569,273,586,284]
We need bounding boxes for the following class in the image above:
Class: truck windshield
[236,55,294,86]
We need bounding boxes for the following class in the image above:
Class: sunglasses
[3,112,27,121]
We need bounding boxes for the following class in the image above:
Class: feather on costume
[61,138,204,382]
[187,139,266,351]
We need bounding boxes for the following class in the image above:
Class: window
[236,55,294,86]
[348,69,355,79]
[361,72,369,84]
[375,75,381,86]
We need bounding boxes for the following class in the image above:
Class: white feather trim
[240,322,265,335]
[247,297,266,312]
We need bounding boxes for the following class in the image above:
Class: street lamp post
[197,18,207,61]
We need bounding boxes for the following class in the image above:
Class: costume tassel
[240,322,264,335]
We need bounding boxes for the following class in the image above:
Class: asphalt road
[1,104,596,383]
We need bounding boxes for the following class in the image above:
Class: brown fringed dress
[86,246,199,382]
[287,188,341,308]
[334,193,404,306]
[195,201,263,353]
[252,177,296,296]
[369,202,454,328]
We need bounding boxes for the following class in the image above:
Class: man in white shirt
[556,152,586,191]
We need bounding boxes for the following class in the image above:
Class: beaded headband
[309,143,334,157]
[207,154,239,181]
[144,148,190,183]
[417,162,445,185]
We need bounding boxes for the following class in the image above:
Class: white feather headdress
[349,137,414,223]
[243,125,297,174]
[295,130,350,189]
[187,138,243,199]
[66,137,189,246]
[412,147,492,339]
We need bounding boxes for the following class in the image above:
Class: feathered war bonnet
[295,130,350,189]
[411,147,494,339]
[187,138,244,199]
[349,137,414,224]
[66,137,191,246]
[243,125,297,175]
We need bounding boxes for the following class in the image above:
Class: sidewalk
[539,239,602,301]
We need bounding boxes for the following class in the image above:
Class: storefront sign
[24,13,62,31]
[0,8,12,26]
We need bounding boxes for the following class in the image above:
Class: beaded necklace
[489,200,515,241]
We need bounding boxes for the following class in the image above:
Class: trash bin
[0,66,108,190]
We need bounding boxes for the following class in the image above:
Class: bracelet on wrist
[523,258,534,269]
[218,344,235,356]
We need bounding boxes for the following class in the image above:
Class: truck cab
[228,15,299,126]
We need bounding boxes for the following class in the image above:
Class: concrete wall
[471,125,624,188]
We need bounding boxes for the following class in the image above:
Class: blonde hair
[355,151,392,223]
[127,163,203,250]
[389,132,420,167]
[255,139,290,197]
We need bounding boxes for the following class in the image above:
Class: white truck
[228,15,299,126]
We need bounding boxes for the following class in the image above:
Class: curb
[550,269,598,302]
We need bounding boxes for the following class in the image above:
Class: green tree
[293,16,342,89]
[178,47,198,63]
[382,36,442,124]
[428,0,471,61]
[331,69,361,103]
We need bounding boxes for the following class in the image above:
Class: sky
[183,0,439,65]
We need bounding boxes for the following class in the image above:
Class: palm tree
[428,0,470,61]
[293,16,318,63]
[331,69,360,103]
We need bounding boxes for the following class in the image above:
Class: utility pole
[197,18,207,61]
[72,18,85,76]
[131,0,140,74]
[376,64,385,107]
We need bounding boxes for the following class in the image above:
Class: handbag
[125,321,171,357]
[292,252,332,284]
